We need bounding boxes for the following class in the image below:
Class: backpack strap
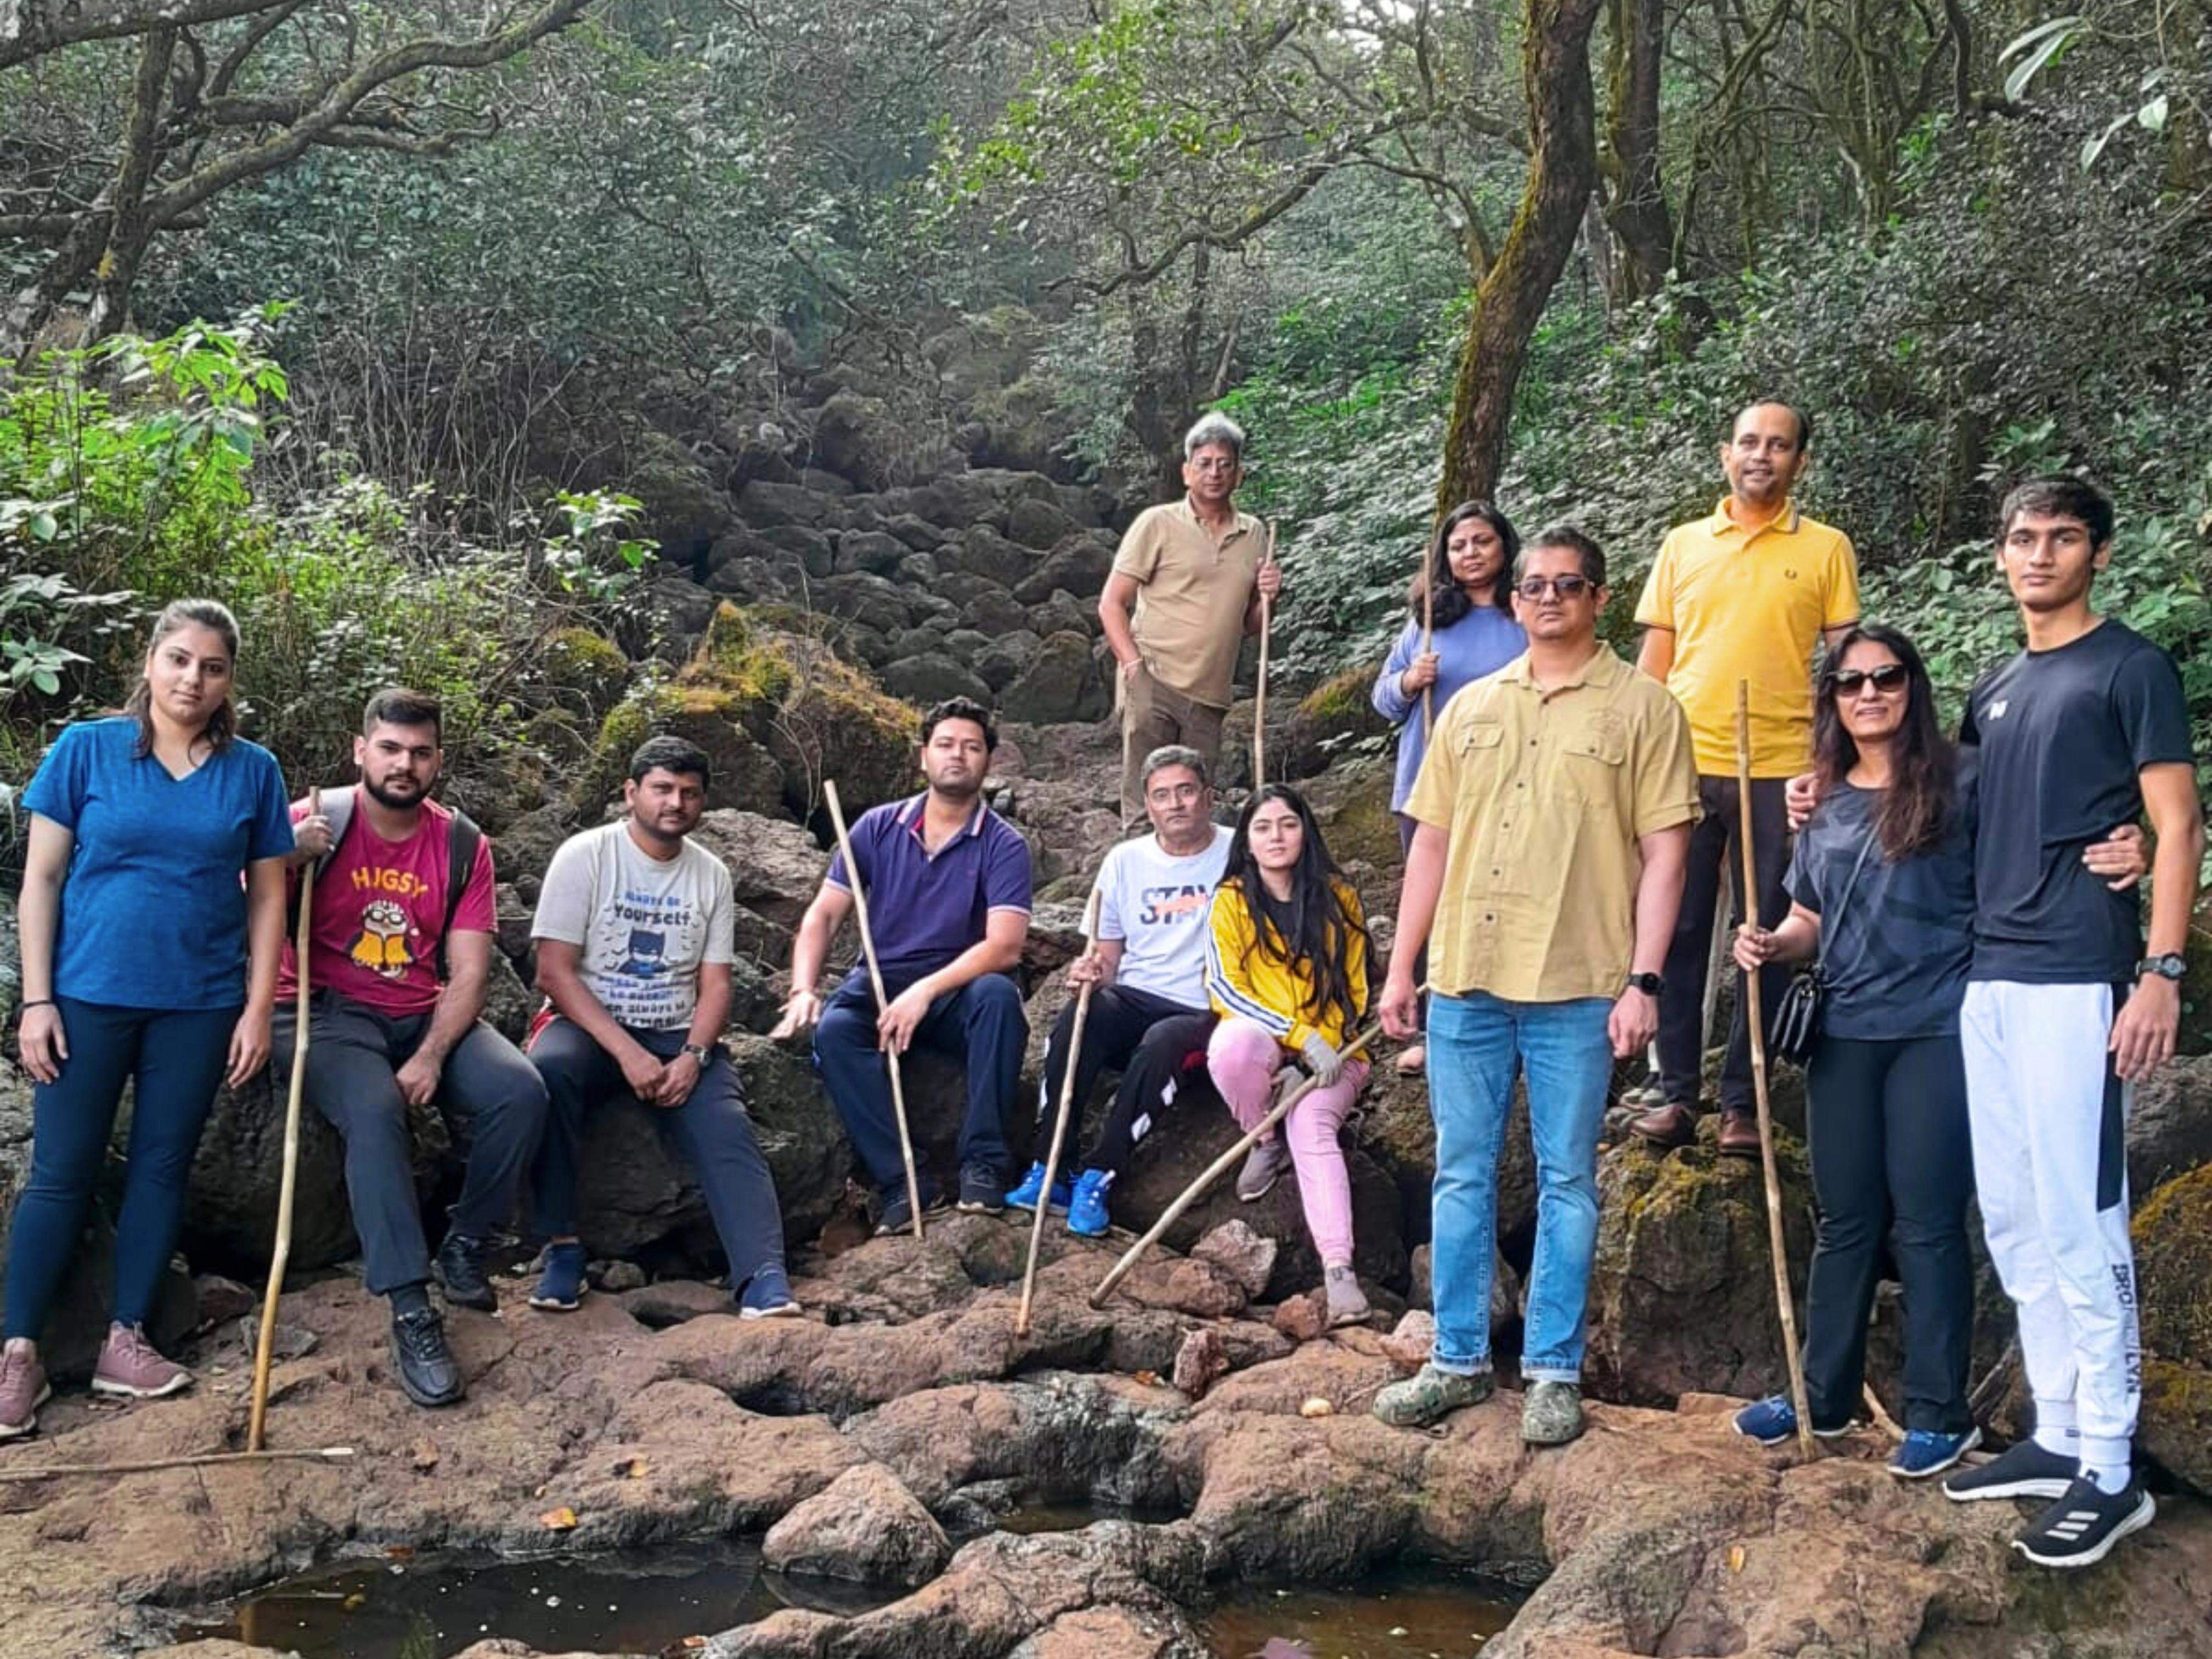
[436,810,483,984]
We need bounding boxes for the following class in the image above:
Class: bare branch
[0,0,289,72]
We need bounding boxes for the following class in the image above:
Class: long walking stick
[1420,530,1437,736]
[1090,1010,1395,1309]
[1251,521,1276,786]
[247,881,314,1452]
[1736,681,1815,1460]
[1016,888,1103,1336]
[824,780,926,1240]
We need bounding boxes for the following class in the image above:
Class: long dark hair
[123,598,240,759]
[1812,622,1954,859]
[1221,784,1373,1029]
[1409,500,1519,627]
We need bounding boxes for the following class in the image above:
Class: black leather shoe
[433,1231,496,1312]
[391,1306,465,1408]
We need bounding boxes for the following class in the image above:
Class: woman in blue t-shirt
[1728,623,2145,1479]
[1,599,294,1439]
[1370,500,1527,1073]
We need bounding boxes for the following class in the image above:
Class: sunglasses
[1831,664,1909,696]
[1514,575,1593,600]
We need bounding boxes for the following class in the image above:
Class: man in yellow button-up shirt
[1629,399,1859,1156]
[1372,526,1696,1448]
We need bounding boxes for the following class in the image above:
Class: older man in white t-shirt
[1004,746,1231,1236]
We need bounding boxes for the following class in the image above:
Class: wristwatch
[682,1042,714,1064]
[2138,954,2187,982]
[1627,972,1664,997]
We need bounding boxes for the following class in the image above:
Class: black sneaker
[874,1178,945,1237]
[1942,1437,2078,1503]
[956,1163,1006,1215]
[390,1306,465,1408]
[2012,1472,2156,1569]
[433,1231,497,1312]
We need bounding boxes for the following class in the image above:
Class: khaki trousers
[1119,664,1227,822]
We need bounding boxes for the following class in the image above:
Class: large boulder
[1012,531,1117,605]
[882,652,992,709]
[2127,1054,2212,1199]
[1005,496,1086,554]
[1003,631,1109,725]
[809,390,907,491]
[1279,664,1393,781]
[686,810,828,933]
[620,428,736,565]
[2132,1165,2212,1493]
[1583,1131,1815,1406]
[762,1462,952,1587]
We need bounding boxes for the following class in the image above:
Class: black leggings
[1036,984,1216,1178]
[1801,1031,1975,1433]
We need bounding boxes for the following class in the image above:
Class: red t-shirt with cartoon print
[278,791,497,1017]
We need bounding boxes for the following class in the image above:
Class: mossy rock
[2134,1164,2212,1367]
[542,625,632,716]
[2138,1356,2212,1494]
[1280,665,1392,780]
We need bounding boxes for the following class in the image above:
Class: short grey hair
[1141,744,1210,790]
[1183,412,1245,461]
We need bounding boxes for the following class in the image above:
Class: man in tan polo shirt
[1371,525,1697,1448]
[1099,411,1283,821]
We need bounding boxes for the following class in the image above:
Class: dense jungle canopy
[2,0,2209,793]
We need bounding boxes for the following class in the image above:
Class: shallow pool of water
[1200,1564,1524,1658]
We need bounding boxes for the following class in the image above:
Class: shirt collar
[1709,496,1803,537]
[895,791,988,843]
[1173,495,1254,543]
[1496,644,1621,696]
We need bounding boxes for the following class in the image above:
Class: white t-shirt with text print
[532,821,735,1031]
[1094,825,1232,1008]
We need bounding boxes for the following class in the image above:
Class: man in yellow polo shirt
[1373,526,1697,1447]
[1628,399,1859,1156]
[1099,412,1283,821]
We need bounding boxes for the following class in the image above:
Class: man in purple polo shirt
[772,697,1033,1234]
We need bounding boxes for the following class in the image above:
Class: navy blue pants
[274,994,548,1296]
[528,1018,786,1286]
[3,997,236,1339]
[813,972,1025,1195]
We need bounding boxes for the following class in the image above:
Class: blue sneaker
[1731,1395,1858,1446]
[527,1241,588,1312]
[737,1264,803,1321]
[1005,1160,1072,1214]
[1065,1169,1114,1238]
[1889,1424,1981,1480]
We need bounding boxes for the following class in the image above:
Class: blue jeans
[1427,990,1613,1383]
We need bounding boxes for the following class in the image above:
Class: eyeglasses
[1831,664,1909,696]
[1514,575,1593,600]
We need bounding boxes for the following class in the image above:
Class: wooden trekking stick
[1016,888,1103,1337]
[0,1446,355,1482]
[1737,681,1815,1460]
[1089,1011,1393,1309]
[247,879,315,1452]
[1252,520,1276,786]
[1420,528,1437,735]
[824,780,927,1240]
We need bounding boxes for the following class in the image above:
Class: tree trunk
[1438,0,1606,510]
[1600,0,1673,301]
[84,23,177,342]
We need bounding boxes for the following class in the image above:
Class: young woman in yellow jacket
[1204,783,1374,1325]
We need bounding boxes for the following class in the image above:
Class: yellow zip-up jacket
[1204,878,1369,1053]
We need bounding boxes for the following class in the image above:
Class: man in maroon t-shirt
[275,689,547,1409]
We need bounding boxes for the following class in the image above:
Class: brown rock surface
[761,1462,950,1585]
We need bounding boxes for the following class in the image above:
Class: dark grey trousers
[274,993,548,1296]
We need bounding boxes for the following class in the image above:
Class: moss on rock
[2134,1164,2212,1367]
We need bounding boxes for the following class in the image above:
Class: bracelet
[20,999,53,1011]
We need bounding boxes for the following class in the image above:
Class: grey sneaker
[1522,1379,1585,1446]
[0,1345,50,1440]
[91,1324,192,1400]
[1236,1135,1293,1202]
[1324,1265,1370,1328]
[1373,1361,1495,1428]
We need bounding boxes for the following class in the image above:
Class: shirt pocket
[1457,720,1506,757]
[1558,726,1627,809]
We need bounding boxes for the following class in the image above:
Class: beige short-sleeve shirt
[1406,647,1699,1003]
[1111,496,1263,708]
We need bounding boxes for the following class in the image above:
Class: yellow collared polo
[1634,498,1860,777]
[1111,496,1263,709]
[1406,647,1699,1003]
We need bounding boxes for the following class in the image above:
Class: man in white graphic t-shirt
[524,737,797,1320]
[1003,745,1232,1237]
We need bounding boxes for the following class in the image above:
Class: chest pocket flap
[1459,721,1506,754]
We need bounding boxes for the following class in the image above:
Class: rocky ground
[0,1212,2202,1659]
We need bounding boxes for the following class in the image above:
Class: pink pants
[1206,1017,1367,1269]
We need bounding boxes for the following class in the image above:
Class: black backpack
[291,787,484,981]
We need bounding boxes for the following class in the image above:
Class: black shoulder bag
[1765,828,1880,1068]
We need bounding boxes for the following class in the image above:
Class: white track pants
[1959,981,2140,1466]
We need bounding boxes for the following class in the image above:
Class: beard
[362,773,427,810]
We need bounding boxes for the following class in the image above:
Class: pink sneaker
[91,1325,192,1400]
[0,1345,49,1438]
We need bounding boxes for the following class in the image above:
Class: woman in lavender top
[1370,500,1526,1071]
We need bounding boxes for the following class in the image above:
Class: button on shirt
[1110,496,1263,709]
[1634,498,1859,778]
[1406,648,1700,1002]
[826,793,1033,986]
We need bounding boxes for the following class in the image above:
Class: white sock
[2032,1398,2079,1459]
[2081,1436,2132,1493]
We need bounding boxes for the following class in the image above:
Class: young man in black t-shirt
[1937,477,2204,1570]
